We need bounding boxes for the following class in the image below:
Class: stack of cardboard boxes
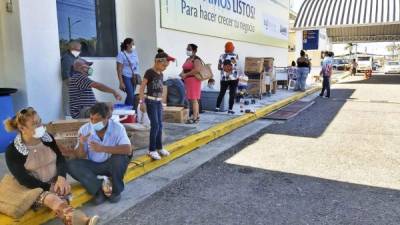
[244,57,277,96]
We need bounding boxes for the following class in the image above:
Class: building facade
[0,0,290,121]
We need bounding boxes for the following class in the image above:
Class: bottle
[97,175,112,197]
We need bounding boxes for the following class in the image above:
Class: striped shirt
[69,72,96,118]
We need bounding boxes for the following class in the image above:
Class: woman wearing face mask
[4,107,99,225]
[139,49,175,160]
[116,38,141,110]
[180,44,203,124]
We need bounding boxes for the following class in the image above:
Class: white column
[18,0,62,121]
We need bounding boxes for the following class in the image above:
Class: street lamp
[68,17,81,41]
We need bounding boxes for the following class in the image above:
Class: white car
[384,61,400,74]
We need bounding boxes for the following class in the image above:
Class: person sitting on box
[138,49,175,160]
[4,107,99,224]
[67,103,132,205]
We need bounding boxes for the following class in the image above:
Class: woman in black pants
[216,59,238,114]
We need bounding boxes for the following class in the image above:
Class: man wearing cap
[216,42,241,114]
[69,59,122,119]
[138,49,175,160]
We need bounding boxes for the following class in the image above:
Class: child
[287,61,297,89]
[203,78,216,91]
[236,74,248,103]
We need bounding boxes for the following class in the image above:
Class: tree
[345,43,358,58]
[386,42,400,60]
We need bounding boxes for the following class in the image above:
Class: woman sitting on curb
[4,107,98,225]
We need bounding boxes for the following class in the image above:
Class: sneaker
[158,149,170,157]
[108,193,121,203]
[228,110,235,114]
[214,108,220,112]
[148,151,161,160]
[319,94,323,97]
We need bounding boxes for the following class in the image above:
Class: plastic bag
[136,107,151,128]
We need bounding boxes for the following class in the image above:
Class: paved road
[108,74,400,225]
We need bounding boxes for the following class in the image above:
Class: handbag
[194,59,213,81]
[0,174,43,218]
[123,52,142,86]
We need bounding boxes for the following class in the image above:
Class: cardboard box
[46,119,89,135]
[163,106,189,123]
[245,57,264,73]
[247,79,266,95]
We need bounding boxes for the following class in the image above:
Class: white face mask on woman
[71,50,80,58]
[33,126,46,139]
[186,50,193,57]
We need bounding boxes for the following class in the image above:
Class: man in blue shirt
[67,103,132,204]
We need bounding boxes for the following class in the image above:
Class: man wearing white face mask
[67,103,132,205]
[61,41,82,118]
[69,59,122,119]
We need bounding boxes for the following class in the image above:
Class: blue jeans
[122,75,136,109]
[295,67,310,91]
[146,99,163,152]
[67,155,130,196]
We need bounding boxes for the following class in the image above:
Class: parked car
[332,59,350,71]
[357,56,373,72]
[384,61,400,74]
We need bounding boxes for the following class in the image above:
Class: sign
[160,0,289,48]
[303,30,319,50]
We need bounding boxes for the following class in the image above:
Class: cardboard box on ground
[245,57,277,95]
[163,106,189,123]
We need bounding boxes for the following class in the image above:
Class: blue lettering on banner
[303,30,319,50]
[203,0,255,19]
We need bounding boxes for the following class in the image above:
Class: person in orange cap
[216,41,241,114]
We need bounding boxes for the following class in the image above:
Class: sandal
[56,202,99,225]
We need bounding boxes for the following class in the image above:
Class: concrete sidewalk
[0,72,348,225]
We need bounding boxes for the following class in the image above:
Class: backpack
[321,64,332,77]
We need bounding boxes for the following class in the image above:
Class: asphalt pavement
[108,74,400,225]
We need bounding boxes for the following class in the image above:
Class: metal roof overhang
[294,0,400,43]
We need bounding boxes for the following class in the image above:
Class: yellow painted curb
[1,74,352,224]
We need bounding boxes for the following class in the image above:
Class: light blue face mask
[91,121,105,131]
[88,67,94,76]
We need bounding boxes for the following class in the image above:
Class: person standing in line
[116,38,140,110]
[61,41,82,118]
[295,50,311,91]
[351,59,358,76]
[216,59,239,114]
[319,51,334,98]
[180,44,202,124]
[139,49,175,160]
[69,59,122,119]
[216,41,240,114]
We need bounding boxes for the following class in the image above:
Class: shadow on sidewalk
[263,88,355,138]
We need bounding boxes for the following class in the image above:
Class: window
[56,0,117,57]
